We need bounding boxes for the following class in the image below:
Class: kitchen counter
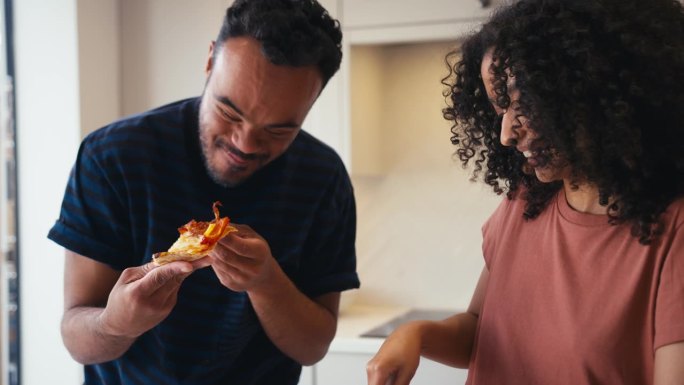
[331,304,457,353]
[309,304,469,385]
[330,304,410,353]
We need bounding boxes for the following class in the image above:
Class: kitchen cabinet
[304,0,503,169]
[340,0,502,45]
[342,0,499,30]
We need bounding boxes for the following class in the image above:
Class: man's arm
[62,251,130,364]
[208,224,340,366]
[61,251,193,364]
[248,268,339,365]
[654,341,684,385]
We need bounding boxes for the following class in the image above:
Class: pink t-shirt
[467,189,684,385]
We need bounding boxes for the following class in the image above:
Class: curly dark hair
[443,0,684,244]
[215,0,342,88]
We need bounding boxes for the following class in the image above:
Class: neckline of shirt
[555,188,612,227]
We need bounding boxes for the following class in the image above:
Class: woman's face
[480,48,571,183]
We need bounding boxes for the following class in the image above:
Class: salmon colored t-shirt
[467,189,684,385]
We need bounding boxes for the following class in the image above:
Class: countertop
[331,304,457,354]
[320,304,469,385]
[331,304,409,353]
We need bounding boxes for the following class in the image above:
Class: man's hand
[207,224,279,293]
[203,224,341,365]
[98,261,193,338]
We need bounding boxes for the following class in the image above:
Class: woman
[366,0,684,384]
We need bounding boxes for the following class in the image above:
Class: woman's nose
[499,112,519,147]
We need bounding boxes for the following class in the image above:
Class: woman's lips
[522,150,540,167]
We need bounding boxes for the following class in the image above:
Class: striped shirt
[48,97,360,385]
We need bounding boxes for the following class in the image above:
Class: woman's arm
[654,341,684,385]
[366,267,489,385]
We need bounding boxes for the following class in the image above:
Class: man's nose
[232,125,261,154]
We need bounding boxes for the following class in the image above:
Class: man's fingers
[215,235,268,264]
[227,223,253,235]
[211,247,256,270]
[136,262,192,293]
[216,233,250,256]
[190,257,212,270]
[119,262,157,284]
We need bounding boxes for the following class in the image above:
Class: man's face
[199,37,322,187]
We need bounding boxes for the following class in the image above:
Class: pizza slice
[152,201,237,266]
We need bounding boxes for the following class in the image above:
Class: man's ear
[205,41,216,76]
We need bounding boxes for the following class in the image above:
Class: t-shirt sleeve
[481,195,513,271]
[297,167,360,298]
[654,221,684,350]
[47,135,135,271]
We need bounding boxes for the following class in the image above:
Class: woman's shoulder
[662,195,684,229]
[483,188,529,232]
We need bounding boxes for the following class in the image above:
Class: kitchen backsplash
[346,42,502,311]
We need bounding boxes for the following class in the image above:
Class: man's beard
[198,125,269,188]
[198,134,240,188]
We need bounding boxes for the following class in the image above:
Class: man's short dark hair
[215,0,342,88]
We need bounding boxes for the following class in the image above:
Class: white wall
[78,0,121,136]
[14,0,82,383]
[119,0,229,116]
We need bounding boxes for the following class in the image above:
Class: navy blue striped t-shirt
[48,97,360,385]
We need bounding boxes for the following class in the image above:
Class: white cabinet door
[316,352,468,385]
[342,0,498,29]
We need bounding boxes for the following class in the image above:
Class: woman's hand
[367,321,429,385]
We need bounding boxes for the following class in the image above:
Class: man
[48,1,359,384]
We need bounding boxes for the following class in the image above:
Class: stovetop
[360,308,455,338]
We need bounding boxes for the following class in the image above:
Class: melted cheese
[167,232,212,255]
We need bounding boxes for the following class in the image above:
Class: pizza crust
[151,250,210,265]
